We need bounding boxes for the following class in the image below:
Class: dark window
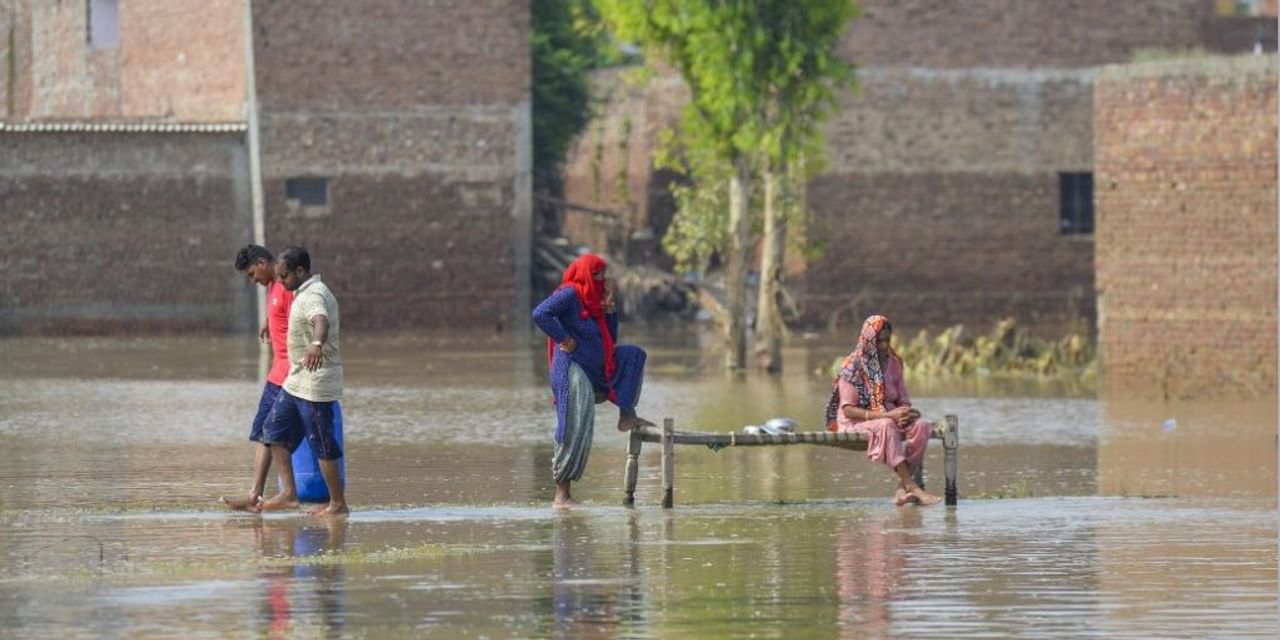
[286,177,329,206]
[1059,172,1093,235]
[88,0,120,50]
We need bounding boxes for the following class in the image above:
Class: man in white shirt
[259,246,348,518]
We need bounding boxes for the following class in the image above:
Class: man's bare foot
[893,488,920,507]
[219,494,263,513]
[907,487,942,506]
[617,415,656,432]
[258,493,300,511]
[308,504,349,519]
[552,497,580,510]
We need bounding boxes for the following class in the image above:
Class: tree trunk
[723,158,751,370]
[754,168,786,373]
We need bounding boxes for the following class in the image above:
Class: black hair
[278,245,311,273]
[234,244,273,272]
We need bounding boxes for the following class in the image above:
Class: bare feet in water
[893,488,920,507]
[904,487,942,506]
[219,494,263,513]
[257,492,300,512]
[552,497,580,510]
[617,415,656,432]
[308,504,349,519]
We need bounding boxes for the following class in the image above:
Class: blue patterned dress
[533,287,647,483]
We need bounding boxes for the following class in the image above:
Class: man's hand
[259,325,270,343]
[304,344,324,371]
[559,337,578,353]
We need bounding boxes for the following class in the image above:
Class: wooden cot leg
[944,414,959,507]
[661,418,674,509]
[624,430,642,507]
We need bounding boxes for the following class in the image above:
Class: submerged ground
[0,333,1274,638]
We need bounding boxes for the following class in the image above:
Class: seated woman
[825,315,941,506]
[533,254,653,509]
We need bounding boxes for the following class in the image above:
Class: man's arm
[304,314,329,371]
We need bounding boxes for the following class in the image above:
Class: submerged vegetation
[830,318,1097,381]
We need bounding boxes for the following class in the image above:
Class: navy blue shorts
[264,390,344,460]
[249,382,284,443]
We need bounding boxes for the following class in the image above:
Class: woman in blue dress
[533,254,652,508]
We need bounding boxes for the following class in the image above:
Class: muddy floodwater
[0,333,1275,638]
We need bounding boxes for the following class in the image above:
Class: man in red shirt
[221,244,296,512]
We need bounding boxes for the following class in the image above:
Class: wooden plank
[633,424,947,447]
[660,418,674,508]
[622,416,960,509]
[944,414,959,506]
[623,429,642,507]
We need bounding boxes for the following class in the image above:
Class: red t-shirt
[266,280,295,386]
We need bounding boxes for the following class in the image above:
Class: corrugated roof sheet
[0,122,247,133]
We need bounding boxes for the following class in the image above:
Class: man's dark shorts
[264,390,344,460]
[249,382,284,443]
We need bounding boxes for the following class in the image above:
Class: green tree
[598,0,765,369]
[751,1,857,373]
[531,0,626,196]
[597,0,855,371]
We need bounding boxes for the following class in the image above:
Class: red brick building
[560,0,1276,336]
[1,0,531,333]
[1094,55,1276,397]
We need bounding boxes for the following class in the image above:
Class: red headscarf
[546,254,617,395]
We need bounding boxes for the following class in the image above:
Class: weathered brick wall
[558,1,1275,335]
[564,67,1098,333]
[805,69,1096,334]
[807,173,1095,335]
[0,132,253,333]
[844,0,1276,68]
[2,0,11,118]
[1094,55,1277,397]
[10,0,243,121]
[252,0,531,332]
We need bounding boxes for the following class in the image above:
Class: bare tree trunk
[755,168,786,373]
[723,158,751,370]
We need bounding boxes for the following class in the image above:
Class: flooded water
[0,333,1275,638]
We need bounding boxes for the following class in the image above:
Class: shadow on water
[0,334,1274,637]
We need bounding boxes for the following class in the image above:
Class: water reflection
[251,518,348,639]
[0,335,1274,638]
[835,508,923,638]
[541,512,647,639]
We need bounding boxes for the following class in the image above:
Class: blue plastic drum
[291,401,346,503]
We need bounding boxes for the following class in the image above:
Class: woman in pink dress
[824,315,941,506]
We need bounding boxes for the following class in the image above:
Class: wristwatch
[310,340,323,347]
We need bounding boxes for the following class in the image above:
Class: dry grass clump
[830,318,1096,380]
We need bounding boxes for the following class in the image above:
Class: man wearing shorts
[221,245,295,512]
[259,246,348,518]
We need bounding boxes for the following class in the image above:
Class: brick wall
[806,172,1095,334]
[11,0,243,121]
[564,67,1098,333]
[558,1,1276,336]
[1094,55,1277,398]
[844,0,1275,68]
[2,0,11,118]
[252,0,531,332]
[0,132,253,333]
[804,68,1096,334]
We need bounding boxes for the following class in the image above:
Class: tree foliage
[597,0,857,369]
[531,0,632,195]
